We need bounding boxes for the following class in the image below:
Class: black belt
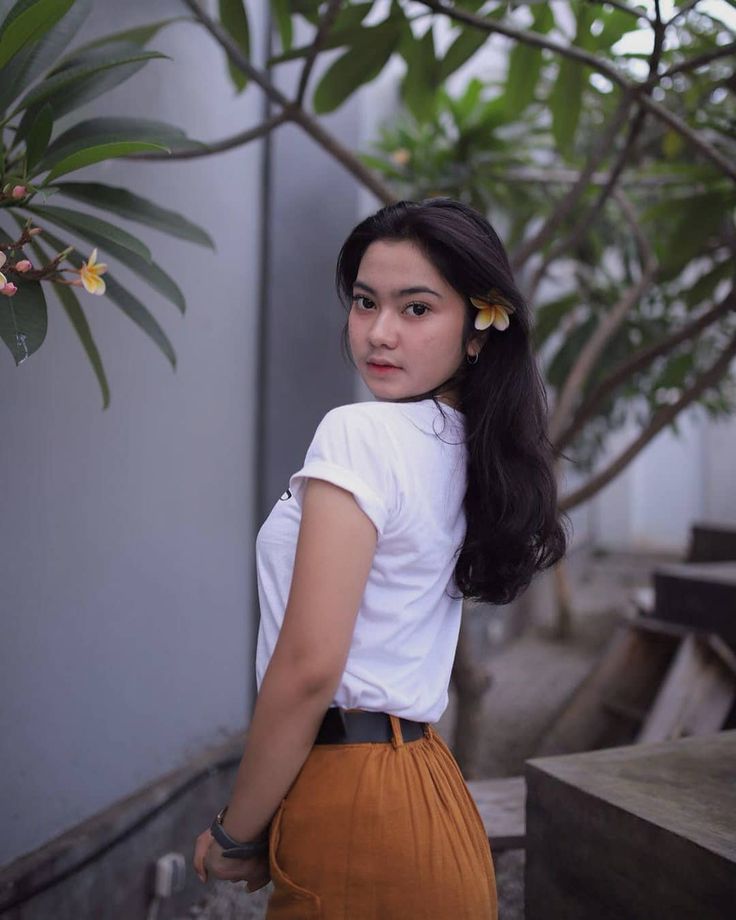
[314,707,428,744]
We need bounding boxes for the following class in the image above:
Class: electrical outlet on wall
[154,852,187,898]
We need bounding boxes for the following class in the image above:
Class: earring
[466,352,479,365]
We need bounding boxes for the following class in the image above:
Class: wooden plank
[535,619,677,756]
[637,634,736,744]
[466,776,526,851]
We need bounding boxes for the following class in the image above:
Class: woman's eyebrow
[353,280,442,298]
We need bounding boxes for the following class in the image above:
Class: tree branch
[548,193,658,443]
[556,286,736,451]
[417,0,628,86]
[510,94,634,270]
[660,41,736,80]
[180,0,396,204]
[295,0,344,108]
[419,0,736,184]
[635,91,736,182]
[666,0,701,28]
[587,0,652,24]
[526,11,666,296]
[559,328,736,512]
[129,113,290,159]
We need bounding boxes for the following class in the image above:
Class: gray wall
[260,23,370,513]
[0,0,266,866]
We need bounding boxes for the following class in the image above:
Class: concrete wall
[0,0,267,866]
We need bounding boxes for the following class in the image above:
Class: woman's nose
[367,311,398,347]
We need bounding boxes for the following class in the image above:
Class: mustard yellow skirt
[265,715,497,920]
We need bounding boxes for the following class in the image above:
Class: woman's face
[348,239,473,404]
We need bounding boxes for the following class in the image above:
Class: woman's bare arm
[219,476,378,843]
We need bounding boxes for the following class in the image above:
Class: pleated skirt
[265,714,497,920]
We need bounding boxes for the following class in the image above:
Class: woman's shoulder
[319,399,463,443]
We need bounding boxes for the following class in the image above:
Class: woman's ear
[466,332,485,359]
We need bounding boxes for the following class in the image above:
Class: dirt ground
[177,548,677,920]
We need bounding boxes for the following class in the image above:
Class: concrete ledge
[0,735,244,920]
[524,730,736,920]
[466,776,525,851]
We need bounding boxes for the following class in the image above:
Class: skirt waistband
[314,707,428,744]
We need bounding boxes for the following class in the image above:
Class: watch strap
[210,806,269,859]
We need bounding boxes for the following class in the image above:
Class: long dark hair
[335,197,570,606]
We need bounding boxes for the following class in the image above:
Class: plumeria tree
[0,0,212,407]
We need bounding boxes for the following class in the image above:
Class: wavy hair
[335,197,570,606]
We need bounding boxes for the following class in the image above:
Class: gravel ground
[176,549,675,920]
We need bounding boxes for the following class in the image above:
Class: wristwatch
[210,805,269,859]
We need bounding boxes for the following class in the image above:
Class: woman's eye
[352,295,374,310]
[405,302,429,317]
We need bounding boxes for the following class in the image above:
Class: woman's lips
[367,361,400,374]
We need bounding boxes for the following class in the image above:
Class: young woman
[193,198,568,918]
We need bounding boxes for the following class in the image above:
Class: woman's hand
[193,827,271,891]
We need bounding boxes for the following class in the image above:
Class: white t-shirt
[254,398,467,723]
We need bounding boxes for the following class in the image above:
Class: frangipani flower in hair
[470,288,515,331]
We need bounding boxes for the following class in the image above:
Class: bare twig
[130,113,290,160]
[660,41,736,80]
[587,0,652,24]
[527,8,666,295]
[296,0,344,108]
[485,166,712,187]
[635,92,736,182]
[548,192,658,442]
[511,94,634,269]
[666,0,701,28]
[181,0,290,107]
[180,0,396,204]
[559,328,736,512]
[417,0,628,85]
[557,287,736,450]
[418,0,736,184]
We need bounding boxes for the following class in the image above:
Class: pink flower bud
[15,259,32,273]
[11,185,27,199]
[1,282,18,296]
[28,227,43,236]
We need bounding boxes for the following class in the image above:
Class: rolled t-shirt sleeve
[288,406,397,535]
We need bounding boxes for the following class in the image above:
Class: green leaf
[26,228,110,406]
[52,181,214,249]
[41,141,171,182]
[270,0,292,53]
[268,4,379,65]
[549,2,594,157]
[53,280,110,407]
[219,0,250,93]
[0,0,74,69]
[0,274,47,364]
[35,116,190,172]
[400,25,439,123]
[40,225,176,368]
[27,203,153,261]
[103,274,177,368]
[55,16,187,61]
[684,260,734,308]
[23,99,52,169]
[12,46,169,117]
[592,6,646,51]
[313,19,401,114]
[438,26,488,83]
[503,4,552,114]
[505,44,543,114]
[98,236,186,314]
[0,0,91,115]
